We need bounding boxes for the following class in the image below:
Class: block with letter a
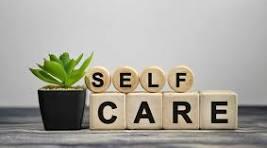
[126,92,162,129]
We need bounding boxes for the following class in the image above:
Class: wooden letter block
[112,66,139,93]
[168,65,194,93]
[126,92,162,129]
[199,90,238,129]
[90,92,126,130]
[140,66,166,93]
[163,92,199,129]
[85,66,111,93]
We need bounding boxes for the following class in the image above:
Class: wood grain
[0,106,266,147]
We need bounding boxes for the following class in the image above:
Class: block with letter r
[163,92,199,129]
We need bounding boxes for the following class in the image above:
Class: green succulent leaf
[49,54,62,64]
[77,52,94,73]
[43,58,48,64]
[29,68,62,85]
[65,59,76,74]
[37,63,44,70]
[75,53,83,66]
[43,60,67,82]
[30,51,94,88]
[67,70,85,86]
[59,52,70,67]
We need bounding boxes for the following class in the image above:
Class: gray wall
[0,0,266,107]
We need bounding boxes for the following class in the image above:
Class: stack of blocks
[85,65,238,130]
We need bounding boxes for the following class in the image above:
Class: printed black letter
[120,73,131,87]
[98,101,117,124]
[92,72,104,87]
[173,102,192,123]
[211,102,228,123]
[134,102,155,123]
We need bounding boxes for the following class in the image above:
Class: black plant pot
[38,88,86,130]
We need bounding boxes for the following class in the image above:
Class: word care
[90,91,238,130]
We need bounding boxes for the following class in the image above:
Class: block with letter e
[90,92,126,130]
[199,90,238,129]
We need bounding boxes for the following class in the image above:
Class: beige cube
[85,66,111,93]
[140,66,166,93]
[112,66,139,93]
[163,92,199,129]
[167,65,194,93]
[90,92,126,130]
[126,92,162,129]
[199,90,238,129]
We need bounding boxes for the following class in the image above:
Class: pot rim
[38,85,87,92]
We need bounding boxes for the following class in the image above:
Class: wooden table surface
[0,106,266,147]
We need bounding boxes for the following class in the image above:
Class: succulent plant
[30,52,94,88]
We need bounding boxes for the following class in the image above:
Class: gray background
[0,0,266,107]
